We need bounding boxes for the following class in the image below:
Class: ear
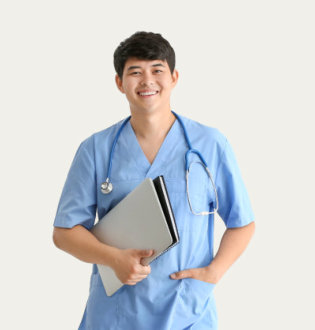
[171,69,179,88]
[115,74,125,94]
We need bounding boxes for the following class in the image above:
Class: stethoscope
[101,111,219,216]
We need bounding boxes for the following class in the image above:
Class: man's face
[115,58,178,115]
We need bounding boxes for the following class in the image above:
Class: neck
[129,109,176,140]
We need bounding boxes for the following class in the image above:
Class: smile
[137,91,159,96]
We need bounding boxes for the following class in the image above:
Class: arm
[170,221,255,283]
[53,225,154,285]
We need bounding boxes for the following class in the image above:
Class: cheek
[159,80,173,92]
[122,84,135,97]
[160,87,172,97]
[121,77,134,91]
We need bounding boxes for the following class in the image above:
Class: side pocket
[179,278,215,316]
[84,273,120,329]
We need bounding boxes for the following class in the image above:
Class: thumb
[138,249,155,258]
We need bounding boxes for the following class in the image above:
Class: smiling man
[53,31,255,330]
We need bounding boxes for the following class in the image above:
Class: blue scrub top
[54,114,254,330]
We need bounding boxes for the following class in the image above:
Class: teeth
[139,91,157,96]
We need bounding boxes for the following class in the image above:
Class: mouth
[137,90,159,97]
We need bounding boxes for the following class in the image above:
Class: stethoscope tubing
[107,115,131,182]
[101,111,219,215]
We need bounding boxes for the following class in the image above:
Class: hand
[110,248,154,286]
[170,266,218,284]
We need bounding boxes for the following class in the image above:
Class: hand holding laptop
[110,248,155,285]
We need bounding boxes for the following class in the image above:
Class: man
[53,31,255,330]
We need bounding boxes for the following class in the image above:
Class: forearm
[53,225,118,267]
[207,221,255,283]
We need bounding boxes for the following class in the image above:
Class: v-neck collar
[121,118,180,178]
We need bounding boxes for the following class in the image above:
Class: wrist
[206,260,225,284]
[100,244,121,269]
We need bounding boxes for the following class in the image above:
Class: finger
[131,271,150,281]
[138,265,151,275]
[133,275,148,282]
[170,269,194,280]
[127,272,148,281]
[125,274,147,285]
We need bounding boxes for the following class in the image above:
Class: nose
[140,71,155,86]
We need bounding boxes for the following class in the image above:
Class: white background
[1,1,314,329]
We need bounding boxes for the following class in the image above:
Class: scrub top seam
[214,137,228,187]
[91,134,98,203]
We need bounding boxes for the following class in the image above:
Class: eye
[154,69,163,73]
[130,71,141,75]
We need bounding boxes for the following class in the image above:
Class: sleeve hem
[226,218,255,229]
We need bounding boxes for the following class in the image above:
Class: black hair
[114,31,176,79]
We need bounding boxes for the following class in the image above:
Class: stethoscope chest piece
[101,178,113,194]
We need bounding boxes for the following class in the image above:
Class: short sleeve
[54,136,97,230]
[215,137,254,228]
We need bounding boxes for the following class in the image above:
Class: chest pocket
[187,161,214,214]
[164,174,212,233]
[174,161,213,208]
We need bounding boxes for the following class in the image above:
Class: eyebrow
[126,63,165,71]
